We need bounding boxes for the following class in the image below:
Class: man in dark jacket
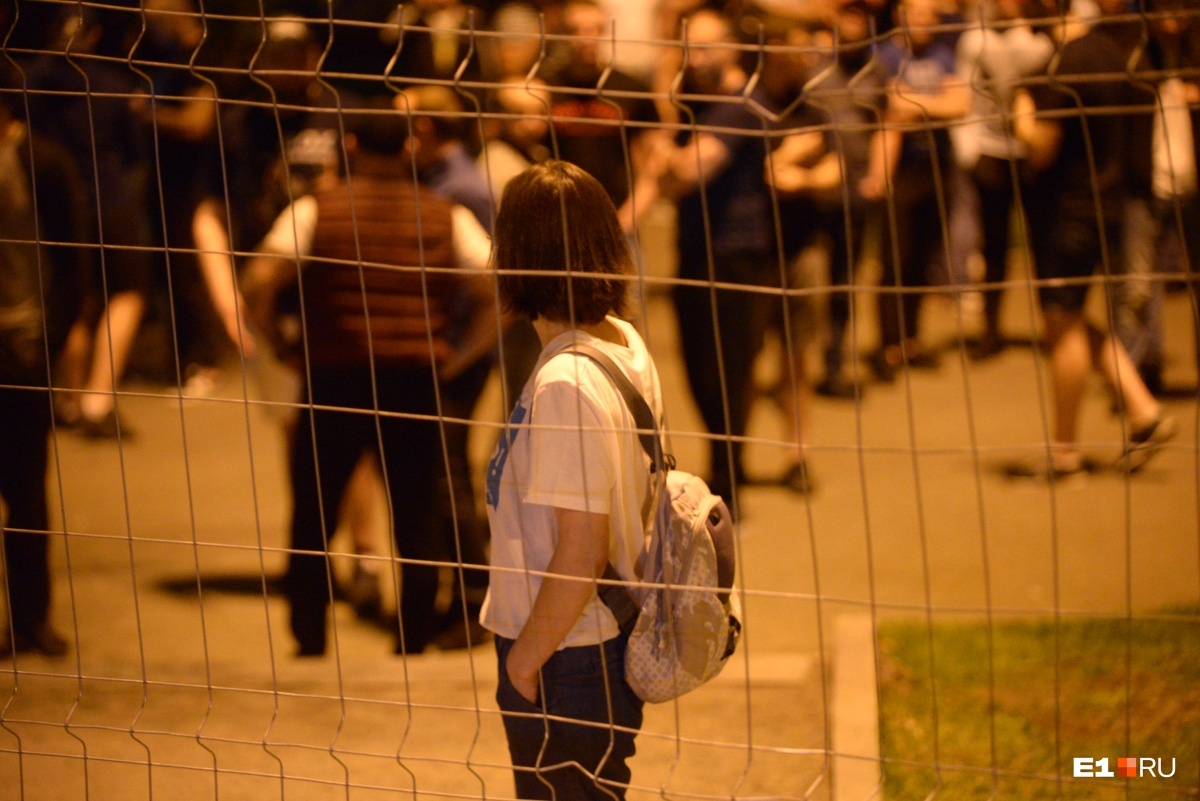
[0,76,91,657]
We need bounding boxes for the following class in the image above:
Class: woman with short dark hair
[481,160,659,800]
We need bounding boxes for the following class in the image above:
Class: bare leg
[79,290,146,423]
[1086,323,1159,428]
[54,317,93,424]
[1044,306,1166,471]
[1042,307,1090,466]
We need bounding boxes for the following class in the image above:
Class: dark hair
[1022,0,1069,22]
[347,99,410,155]
[495,160,632,325]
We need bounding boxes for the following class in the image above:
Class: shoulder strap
[547,341,665,633]
[565,342,666,475]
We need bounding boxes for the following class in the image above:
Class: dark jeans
[437,357,492,611]
[972,154,1032,334]
[820,202,871,378]
[286,364,445,653]
[0,383,53,639]
[877,162,946,350]
[673,254,775,495]
[495,634,643,801]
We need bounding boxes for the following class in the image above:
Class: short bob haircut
[494,160,632,325]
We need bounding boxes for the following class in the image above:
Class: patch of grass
[877,608,1200,800]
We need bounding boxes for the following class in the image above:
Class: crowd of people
[3,0,1196,795]
[2,0,1193,661]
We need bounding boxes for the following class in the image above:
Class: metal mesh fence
[1,0,1199,799]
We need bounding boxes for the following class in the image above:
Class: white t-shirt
[480,317,663,648]
[956,23,1054,163]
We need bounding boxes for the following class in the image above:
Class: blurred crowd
[1,0,1195,657]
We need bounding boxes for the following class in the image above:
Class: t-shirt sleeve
[524,372,615,515]
[257,195,318,258]
[452,204,492,271]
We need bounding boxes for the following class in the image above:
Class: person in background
[241,107,496,656]
[540,0,667,235]
[657,8,776,505]
[803,1,889,398]
[479,76,553,207]
[762,19,843,494]
[1092,0,1168,394]
[24,4,154,439]
[479,76,553,405]
[484,2,544,81]
[381,0,485,103]
[1012,0,1176,477]
[1145,0,1200,383]
[396,84,499,647]
[956,0,1054,359]
[860,0,970,381]
[398,84,496,230]
[0,69,90,657]
[135,0,229,395]
[482,160,655,800]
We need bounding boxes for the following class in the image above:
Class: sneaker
[815,373,861,400]
[779,461,816,496]
[967,333,1006,361]
[344,564,383,621]
[80,411,132,441]
[1,624,69,657]
[290,609,327,657]
[867,349,897,383]
[181,365,220,399]
[54,394,82,428]
[902,343,941,370]
[1121,414,1177,473]
[1003,454,1093,483]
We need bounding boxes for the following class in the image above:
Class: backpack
[567,343,741,704]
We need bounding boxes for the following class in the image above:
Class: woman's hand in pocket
[505,653,540,706]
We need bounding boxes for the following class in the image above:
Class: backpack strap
[565,342,666,474]
[558,342,666,633]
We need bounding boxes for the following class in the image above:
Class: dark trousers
[286,364,445,653]
[496,634,643,801]
[673,255,775,495]
[0,384,53,638]
[877,164,945,350]
[821,202,871,377]
[1164,196,1200,372]
[437,358,492,611]
[972,154,1032,335]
